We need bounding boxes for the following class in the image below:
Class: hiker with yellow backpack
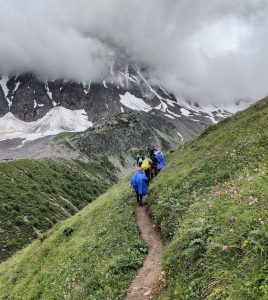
[141,156,152,182]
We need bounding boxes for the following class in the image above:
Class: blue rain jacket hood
[155,150,165,170]
[130,170,148,195]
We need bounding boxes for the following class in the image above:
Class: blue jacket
[155,151,165,170]
[130,170,148,195]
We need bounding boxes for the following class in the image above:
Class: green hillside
[0,181,146,300]
[0,97,267,299]
[148,97,268,299]
[0,159,116,262]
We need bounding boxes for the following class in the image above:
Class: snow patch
[165,99,175,107]
[34,100,45,109]
[103,80,108,88]
[119,92,152,112]
[14,81,21,92]
[154,103,162,110]
[135,69,164,100]
[205,115,217,124]
[167,109,181,118]
[177,131,184,141]
[160,100,168,112]
[0,107,93,142]
[120,106,125,113]
[0,75,9,98]
[0,75,12,108]
[164,114,175,119]
[45,84,52,100]
[180,108,191,116]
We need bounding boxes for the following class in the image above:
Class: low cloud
[0,0,268,105]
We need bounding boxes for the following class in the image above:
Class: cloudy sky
[0,0,267,106]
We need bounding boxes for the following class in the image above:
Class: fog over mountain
[0,0,268,105]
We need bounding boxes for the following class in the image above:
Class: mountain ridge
[0,65,233,145]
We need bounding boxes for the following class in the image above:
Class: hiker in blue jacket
[155,148,165,173]
[130,167,148,206]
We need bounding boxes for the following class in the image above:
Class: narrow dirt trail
[125,204,163,300]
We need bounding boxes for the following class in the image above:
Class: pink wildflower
[228,186,237,194]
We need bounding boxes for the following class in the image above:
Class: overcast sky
[0,0,267,106]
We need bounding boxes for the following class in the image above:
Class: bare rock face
[0,88,9,117]
[9,74,53,121]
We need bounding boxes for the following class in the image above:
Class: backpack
[151,153,157,164]
[141,159,149,171]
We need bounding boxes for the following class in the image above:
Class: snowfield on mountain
[0,107,92,142]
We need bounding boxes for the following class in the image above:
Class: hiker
[141,156,151,181]
[155,147,165,173]
[130,167,148,206]
[150,148,158,177]
[136,154,144,167]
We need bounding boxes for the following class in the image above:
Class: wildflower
[241,240,249,250]
[228,186,237,194]
[249,195,258,206]
[222,245,229,252]
[213,191,221,197]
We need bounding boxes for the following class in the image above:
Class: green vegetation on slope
[0,181,146,300]
[0,159,117,262]
[70,112,179,157]
[148,97,268,299]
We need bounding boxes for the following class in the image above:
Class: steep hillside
[0,159,116,262]
[148,97,268,299]
[0,181,146,300]
[0,111,176,263]
[0,97,267,300]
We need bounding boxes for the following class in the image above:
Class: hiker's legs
[136,194,143,206]
[136,193,142,205]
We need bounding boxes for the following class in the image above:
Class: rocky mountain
[71,111,181,156]
[0,65,232,143]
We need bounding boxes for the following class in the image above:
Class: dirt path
[125,204,163,300]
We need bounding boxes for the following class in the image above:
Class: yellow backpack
[141,159,149,171]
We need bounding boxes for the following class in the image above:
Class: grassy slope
[148,97,268,299]
[0,159,116,262]
[0,180,146,300]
